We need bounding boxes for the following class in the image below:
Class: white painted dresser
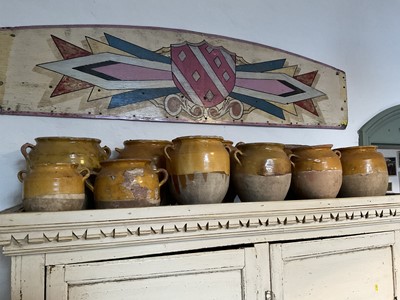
[1,195,400,300]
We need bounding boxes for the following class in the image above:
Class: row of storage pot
[17,136,389,212]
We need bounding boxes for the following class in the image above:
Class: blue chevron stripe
[229,92,285,119]
[109,87,179,109]
[236,59,286,72]
[104,33,171,64]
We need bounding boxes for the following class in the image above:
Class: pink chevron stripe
[93,63,172,81]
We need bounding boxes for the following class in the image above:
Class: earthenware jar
[164,135,230,205]
[20,136,111,174]
[17,163,90,212]
[335,146,388,197]
[290,144,342,199]
[232,142,292,201]
[88,159,168,209]
[115,139,172,169]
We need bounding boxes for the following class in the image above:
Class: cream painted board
[270,232,396,300]
[2,195,400,299]
[47,248,258,300]
[11,254,45,300]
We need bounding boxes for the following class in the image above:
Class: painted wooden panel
[0,25,347,128]
[270,232,396,300]
[46,248,255,300]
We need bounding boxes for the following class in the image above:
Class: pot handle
[20,143,35,161]
[102,145,112,159]
[115,147,123,154]
[85,179,94,192]
[235,141,245,147]
[164,144,174,160]
[17,170,27,183]
[79,167,91,182]
[155,168,169,187]
[288,153,297,167]
[233,149,244,166]
[334,149,341,158]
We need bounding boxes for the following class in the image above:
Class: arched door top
[359,105,400,146]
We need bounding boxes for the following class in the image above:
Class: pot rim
[34,136,102,143]
[291,144,333,152]
[172,135,224,142]
[334,145,378,152]
[236,142,284,148]
[123,139,172,145]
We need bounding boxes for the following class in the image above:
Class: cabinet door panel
[270,232,395,300]
[68,270,241,300]
[47,248,258,300]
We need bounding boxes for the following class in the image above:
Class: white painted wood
[1,195,400,299]
[11,255,45,300]
[253,243,270,300]
[270,232,396,300]
[46,265,68,300]
[393,230,400,299]
[48,249,249,300]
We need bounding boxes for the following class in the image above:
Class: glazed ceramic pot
[290,144,342,199]
[164,135,230,205]
[115,139,174,205]
[232,142,292,201]
[17,163,90,212]
[88,159,168,209]
[335,146,388,197]
[20,136,111,174]
[115,139,172,169]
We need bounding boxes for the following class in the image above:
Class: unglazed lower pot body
[165,136,230,205]
[232,143,292,201]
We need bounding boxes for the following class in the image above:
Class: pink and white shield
[171,41,236,108]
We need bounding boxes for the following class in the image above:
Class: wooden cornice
[1,195,399,256]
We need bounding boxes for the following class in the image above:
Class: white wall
[2,0,400,298]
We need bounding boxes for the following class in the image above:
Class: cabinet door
[270,232,397,300]
[46,247,259,300]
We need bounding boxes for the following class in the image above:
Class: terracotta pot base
[338,172,388,197]
[170,172,229,205]
[291,170,342,199]
[23,194,86,212]
[234,173,291,202]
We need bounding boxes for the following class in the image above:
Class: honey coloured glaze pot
[115,139,174,205]
[290,144,342,199]
[164,135,230,205]
[20,136,111,174]
[335,145,388,197]
[232,142,292,201]
[115,139,172,169]
[17,163,90,212]
[87,159,168,209]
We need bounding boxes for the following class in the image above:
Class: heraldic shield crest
[171,41,236,108]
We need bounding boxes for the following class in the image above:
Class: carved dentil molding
[1,195,400,255]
